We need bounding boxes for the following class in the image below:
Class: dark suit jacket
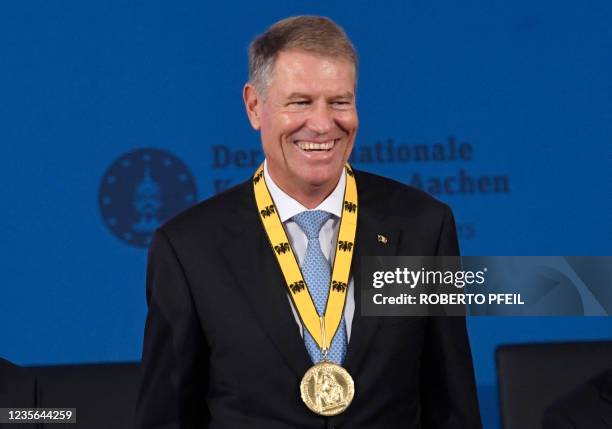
[136,170,482,429]
[542,369,612,429]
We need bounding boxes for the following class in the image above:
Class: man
[136,15,482,428]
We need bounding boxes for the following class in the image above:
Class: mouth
[294,139,340,152]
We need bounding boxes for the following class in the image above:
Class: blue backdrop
[1,1,611,427]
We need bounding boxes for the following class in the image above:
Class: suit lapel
[220,181,312,378]
[343,173,402,375]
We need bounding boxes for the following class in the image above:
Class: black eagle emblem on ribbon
[345,166,354,177]
[338,240,353,252]
[274,242,290,254]
[253,170,264,184]
[343,201,357,213]
[332,280,348,292]
[289,280,306,294]
[260,204,276,218]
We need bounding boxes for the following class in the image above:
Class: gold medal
[299,316,355,416]
[300,360,355,416]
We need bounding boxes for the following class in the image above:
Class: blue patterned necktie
[292,210,348,365]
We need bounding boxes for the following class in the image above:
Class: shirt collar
[263,160,346,222]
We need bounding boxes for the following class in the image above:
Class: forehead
[269,50,356,95]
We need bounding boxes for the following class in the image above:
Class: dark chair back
[31,362,140,429]
[496,341,612,429]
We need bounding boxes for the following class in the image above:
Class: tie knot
[292,210,332,239]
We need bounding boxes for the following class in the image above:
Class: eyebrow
[332,92,355,100]
[286,92,310,99]
[285,91,355,100]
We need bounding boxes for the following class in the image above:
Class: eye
[331,100,352,108]
[289,100,310,106]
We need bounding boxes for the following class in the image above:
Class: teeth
[297,140,336,151]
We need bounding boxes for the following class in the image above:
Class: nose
[306,100,335,135]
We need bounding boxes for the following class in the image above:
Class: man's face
[245,50,358,198]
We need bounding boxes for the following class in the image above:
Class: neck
[278,180,336,209]
[267,167,339,209]
[290,185,335,209]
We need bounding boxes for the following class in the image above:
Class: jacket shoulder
[355,169,450,217]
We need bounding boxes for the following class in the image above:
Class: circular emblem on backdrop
[99,148,198,248]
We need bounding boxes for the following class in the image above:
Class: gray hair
[248,15,358,95]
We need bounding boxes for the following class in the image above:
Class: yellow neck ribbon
[252,163,358,350]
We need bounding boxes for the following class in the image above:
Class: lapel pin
[377,234,388,244]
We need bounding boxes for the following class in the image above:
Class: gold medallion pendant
[300,361,355,416]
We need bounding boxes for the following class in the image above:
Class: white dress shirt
[263,160,355,341]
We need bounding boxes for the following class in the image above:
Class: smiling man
[136,16,482,428]
[244,46,358,208]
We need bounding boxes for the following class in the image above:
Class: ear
[243,83,262,130]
